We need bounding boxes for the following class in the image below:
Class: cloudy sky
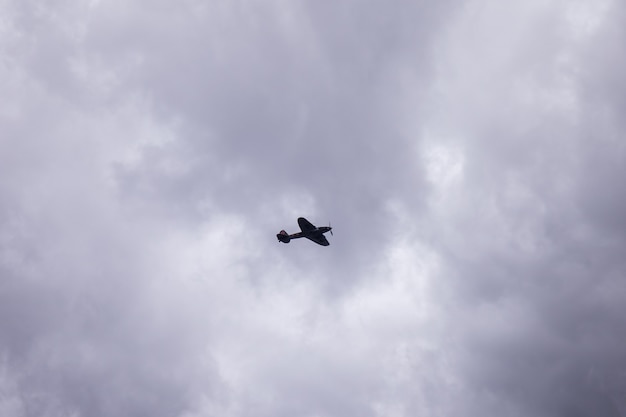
[1,0,625,416]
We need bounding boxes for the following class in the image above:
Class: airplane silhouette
[277,217,333,246]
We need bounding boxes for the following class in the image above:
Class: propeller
[329,222,333,236]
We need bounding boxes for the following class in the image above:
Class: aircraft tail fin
[277,230,290,243]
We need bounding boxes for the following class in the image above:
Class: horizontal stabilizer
[277,230,290,243]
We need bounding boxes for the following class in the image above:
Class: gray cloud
[1,0,625,416]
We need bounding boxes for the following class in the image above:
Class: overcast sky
[1,0,625,416]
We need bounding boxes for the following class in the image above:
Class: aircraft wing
[298,217,316,232]
[306,233,330,246]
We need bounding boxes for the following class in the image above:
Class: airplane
[277,217,333,246]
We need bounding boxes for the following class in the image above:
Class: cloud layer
[1,0,625,416]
